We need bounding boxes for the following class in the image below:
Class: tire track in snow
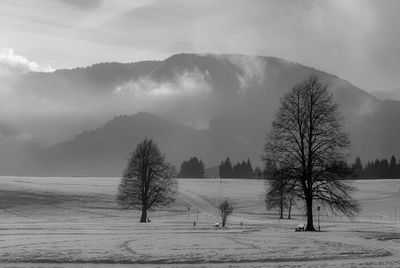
[1,208,32,218]
[119,239,149,263]
[225,236,261,250]
[120,239,138,255]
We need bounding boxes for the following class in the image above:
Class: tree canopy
[264,75,359,231]
[117,138,177,222]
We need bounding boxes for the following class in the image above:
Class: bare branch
[263,75,359,231]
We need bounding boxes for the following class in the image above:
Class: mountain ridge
[3,53,400,176]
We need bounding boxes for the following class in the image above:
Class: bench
[295,224,306,231]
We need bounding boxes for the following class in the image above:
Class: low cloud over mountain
[1,53,399,176]
[0,48,54,79]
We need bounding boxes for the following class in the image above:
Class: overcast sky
[1,0,400,95]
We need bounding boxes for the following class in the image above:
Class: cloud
[111,69,213,116]
[59,0,102,10]
[0,132,31,143]
[219,54,266,95]
[0,62,215,145]
[114,69,211,97]
[4,0,400,94]
[111,69,216,130]
[0,48,54,78]
[372,88,400,101]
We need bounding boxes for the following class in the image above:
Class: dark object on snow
[295,224,306,232]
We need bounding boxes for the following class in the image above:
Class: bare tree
[264,75,359,231]
[287,189,296,219]
[117,138,177,222]
[219,199,234,227]
[265,172,297,219]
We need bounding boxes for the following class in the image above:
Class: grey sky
[1,0,400,95]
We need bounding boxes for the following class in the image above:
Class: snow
[0,177,400,267]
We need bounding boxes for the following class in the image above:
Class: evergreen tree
[178,157,206,178]
[219,161,225,177]
[390,155,397,178]
[352,157,363,178]
[381,158,390,178]
[240,161,246,177]
[219,158,233,178]
[359,156,400,179]
[230,158,255,178]
[246,159,253,178]
[232,162,240,178]
[253,167,262,178]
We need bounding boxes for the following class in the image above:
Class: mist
[0,52,272,147]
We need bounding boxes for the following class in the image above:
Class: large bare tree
[117,138,177,222]
[264,75,359,231]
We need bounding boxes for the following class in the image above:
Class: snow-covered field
[0,177,400,267]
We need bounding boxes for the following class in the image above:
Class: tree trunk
[287,197,292,219]
[305,195,315,231]
[222,218,226,227]
[280,178,283,219]
[140,208,147,223]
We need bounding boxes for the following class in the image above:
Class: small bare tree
[219,199,234,227]
[265,172,297,219]
[117,138,177,222]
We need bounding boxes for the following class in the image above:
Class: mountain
[36,112,254,177]
[17,61,160,96]
[4,53,400,176]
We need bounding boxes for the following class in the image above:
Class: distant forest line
[176,155,400,180]
[177,157,262,179]
[351,156,400,179]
